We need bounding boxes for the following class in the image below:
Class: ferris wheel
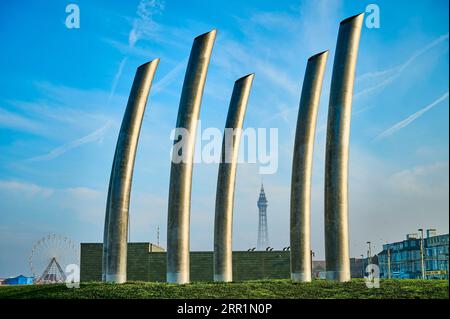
[29,234,79,284]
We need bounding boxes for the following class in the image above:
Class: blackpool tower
[257,184,269,250]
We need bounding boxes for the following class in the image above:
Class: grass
[0,279,448,299]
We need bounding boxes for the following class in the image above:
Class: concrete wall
[80,243,290,282]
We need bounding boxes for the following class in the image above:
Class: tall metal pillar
[290,51,328,282]
[167,30,217,284]
[325,13,364,282]
[103,59,160,283]
[214,74,254,282]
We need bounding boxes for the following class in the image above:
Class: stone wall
[80,243,290,282]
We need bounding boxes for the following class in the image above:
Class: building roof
[377,233,449,255]
[8,275,33,279]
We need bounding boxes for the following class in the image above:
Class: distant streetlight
[387,248,391,279]
[418,229,425,279]
[445,253,449,280]
[367,241,372,265]
[360,254,364,277]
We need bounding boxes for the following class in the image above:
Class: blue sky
[0,0,448,277]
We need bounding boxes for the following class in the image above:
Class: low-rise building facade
[377,231,448,279]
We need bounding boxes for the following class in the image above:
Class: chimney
[426,228,437,238]
[406,233,418,240]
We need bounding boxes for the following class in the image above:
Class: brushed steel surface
[167,30,217,284]
[325,13,364,282]
[213,74,254,282]
[290,51,328,282]
[102,59,159,283]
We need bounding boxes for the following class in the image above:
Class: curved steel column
[167,30,217,284]
[102,150,115,281]
[214,74,254,282]
[103,59,159,283]
[325,13,364,282]
[290,51,328,282]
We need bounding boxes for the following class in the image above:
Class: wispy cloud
[28,121,113,161]
[388,161,449,196]
[108,57,128,104]
[263,103,296,125]
[355,34,449,99]
[129,0,164,48]
[255,59,298,97]
[152,59,186,93]
[218,2,341,128]
[353,104,376,116]
[0,180,105,225]
[5,82,121,147]
[0,180,54,197]
[102,38,161,58]
[108,0,164,103]
[0,108,45,135]
[375,92,449,140]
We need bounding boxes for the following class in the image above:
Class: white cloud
[10,82,122,129]
[254,59,298,97]
[108,57,128,104]
[0,178,167,247]
[375,92,449,140]
[355,34,449,99]
[346,148,449,255]
[28,121,114,161]
[64,187,103,198]
[0,180,106,223]
[387,161,449,197]
[0,108,46,135]
[152,59,186,94]
[106,0,165,107]
[0,180,54,197]
[129,0,164,48]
